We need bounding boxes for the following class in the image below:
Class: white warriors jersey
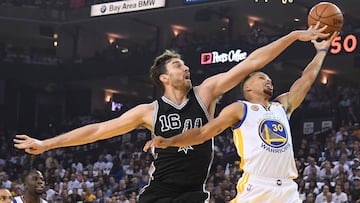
[232,100,298,179]
[14,196,48,203]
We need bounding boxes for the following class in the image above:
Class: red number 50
[330,34,357,54]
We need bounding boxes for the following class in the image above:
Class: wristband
[317,48,328,53]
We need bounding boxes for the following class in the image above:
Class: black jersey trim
[161,96,189,110]
[193,87,211,121]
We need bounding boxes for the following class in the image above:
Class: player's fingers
[313,21,320,29]
[25,148,38,155]
[330,31,339,40]
[14,142,31,149]
[316,33,330,39]
[317,25,328,33]
[13,138,25,144]
[143,141,152,152]
[15,134,29,140]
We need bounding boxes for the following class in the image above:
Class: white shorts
[230,173,301,203]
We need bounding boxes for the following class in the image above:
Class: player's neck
[21,194,42,203]
[247,94,270,107]
[163,88,189,105]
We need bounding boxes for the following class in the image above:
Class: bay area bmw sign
[91,0,166,17]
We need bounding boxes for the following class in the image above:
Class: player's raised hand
[143,136,170,152]
[312,31,339,51]
[13,135,46,155]
[296,21,330,41]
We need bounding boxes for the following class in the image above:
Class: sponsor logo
[100,5,106,13]
[200,49,247,65]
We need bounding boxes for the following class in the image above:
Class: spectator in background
[93,154,106,173]
[332,184,348,203]
[316,185,330,203]
[351,177,360,202]
[83,187,96,203]
[304,156,321,181]
[66,174,80,192]
[303,192,315,203]
[320,161,335,181]
[335,127,348,144]
[13,170,47,203]
[95,189,105,203]
[0,188,13,203]
[1,174,12,190]
[325,191,335,203]
[67,188,81,203]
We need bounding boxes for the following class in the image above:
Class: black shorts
[138,181,209,203]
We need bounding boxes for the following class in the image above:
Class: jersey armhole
[232,101,247,130]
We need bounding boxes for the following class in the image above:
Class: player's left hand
[312,31,339,51]
[13,134,46,155]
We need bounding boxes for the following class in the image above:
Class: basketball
[307,2,343,35]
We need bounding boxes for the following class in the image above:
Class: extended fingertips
[314,21,320,29]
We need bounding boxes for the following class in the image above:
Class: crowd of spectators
[0,43,61,66]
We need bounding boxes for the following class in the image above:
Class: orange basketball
[307,2,343,35]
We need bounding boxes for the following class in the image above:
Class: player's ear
[159,74,168,83]
[243,83,251,92]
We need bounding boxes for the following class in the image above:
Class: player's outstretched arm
[143,102,244,152]
[276,31,338,116]
[198,22,330,100]
[14,103,153,155]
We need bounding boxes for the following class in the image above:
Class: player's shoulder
[224,100,246,112]
[13,196,23,203]
[270,100,284,106]
[136,102,156,111]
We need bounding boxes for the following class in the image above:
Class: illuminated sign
[201,49,248,65]
[330,34,358,55]
[184,0,209,4]
[91,0,166,17]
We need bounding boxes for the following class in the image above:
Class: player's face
[163,58,191,91]
[0,189,13,203]
[26,171,45,195]
[247,72,273,97]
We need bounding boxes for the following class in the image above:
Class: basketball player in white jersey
[143,31,338,203]
[13,170,47,203]
[14,23,329,203]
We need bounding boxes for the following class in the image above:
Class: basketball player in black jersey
[14,23,328,203]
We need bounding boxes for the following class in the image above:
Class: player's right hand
[143,136,170,152]
[297,21,330,41]
[13,135,46,155]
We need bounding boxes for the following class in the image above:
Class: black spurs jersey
[151,88,214,188]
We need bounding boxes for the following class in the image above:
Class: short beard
[264,89,273,97]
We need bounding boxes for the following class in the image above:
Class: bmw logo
[100,5,107,13]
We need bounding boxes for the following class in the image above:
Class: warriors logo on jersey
[258,119,288,148]
[250,105,259,111]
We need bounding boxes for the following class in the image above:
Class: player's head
[0,188,12,203]
[242,72,273,100]
[150,50,183,92]
[24,170,45,195]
